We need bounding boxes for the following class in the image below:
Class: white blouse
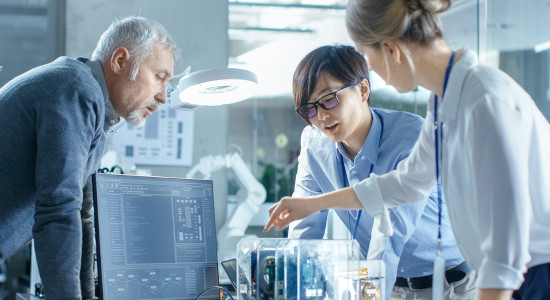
[353,50,550,289]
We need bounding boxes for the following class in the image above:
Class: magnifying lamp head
[170,68,258,110]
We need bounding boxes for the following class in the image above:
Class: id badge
[432,247,445,299]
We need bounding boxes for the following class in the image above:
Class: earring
[394,62,401,70]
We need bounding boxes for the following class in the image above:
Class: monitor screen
[93,173,219,300]
[220,259,237,290]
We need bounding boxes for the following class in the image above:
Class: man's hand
[263,196,321,232]
[263,187,364,232]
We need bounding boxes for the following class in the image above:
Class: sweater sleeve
[32,77,102,299]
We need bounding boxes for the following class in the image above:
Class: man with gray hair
[0,16,178,299]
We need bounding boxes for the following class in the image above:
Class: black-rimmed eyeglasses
[296,84,355,119]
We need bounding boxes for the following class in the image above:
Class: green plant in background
[225,160,298,203]
[259,161,298,203]
[0,66,3,71]
[260,164,277,202]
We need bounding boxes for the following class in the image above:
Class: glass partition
[484,0,550,120]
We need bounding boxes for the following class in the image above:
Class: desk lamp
[170,68,258,110]
[106,68,258,137]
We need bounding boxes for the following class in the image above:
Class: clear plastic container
[237,238,363,300]
[236,238,286,300]
[358,260,385,300]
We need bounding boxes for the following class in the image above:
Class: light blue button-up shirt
[289,108,464,297]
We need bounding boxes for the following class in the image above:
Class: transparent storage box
[236,238,286,300]
[236,238,384,300]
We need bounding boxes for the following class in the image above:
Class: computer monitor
[92,173,219,300]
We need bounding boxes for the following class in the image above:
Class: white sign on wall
[109,104,194,167]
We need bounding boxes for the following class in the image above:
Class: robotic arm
[186,153,267,260]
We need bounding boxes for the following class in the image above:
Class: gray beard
[125,109,146,127]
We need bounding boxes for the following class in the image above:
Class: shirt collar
[79,58,119,131]
[440,49,479,122]
[336,109,380,165]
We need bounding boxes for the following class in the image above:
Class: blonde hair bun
[414,0,452,14]
[346,0,450,46]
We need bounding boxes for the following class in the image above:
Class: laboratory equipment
[93,174,219,300]
[358,260,385,300]
[186,152,267,263]
[236,238,385,300]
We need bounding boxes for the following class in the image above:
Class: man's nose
[316,105,330,120]
[156,85,168,104]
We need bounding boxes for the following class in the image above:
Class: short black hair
[293,45,370,124]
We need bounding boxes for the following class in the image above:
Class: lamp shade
[171,68,258,110]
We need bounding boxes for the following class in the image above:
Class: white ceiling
[228,0,550,100]
[228,0,350,98]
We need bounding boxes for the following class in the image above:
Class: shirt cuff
[353,178,393,236]
[476,257,526,289]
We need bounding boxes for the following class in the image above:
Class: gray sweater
[0,57,116,299]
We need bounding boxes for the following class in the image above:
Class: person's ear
[110,47,131,75]
[380,40,402,67]
[359,78,370,102]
